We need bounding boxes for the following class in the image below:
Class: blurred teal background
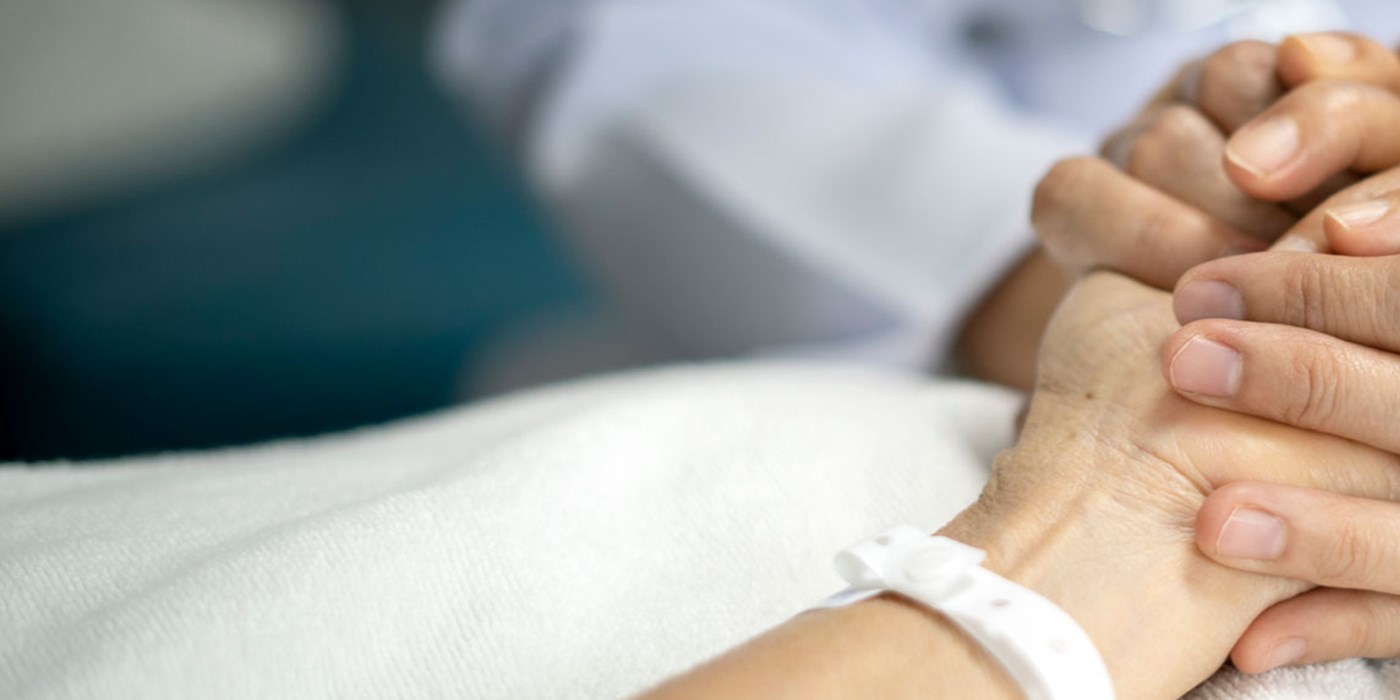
[0,2,588,460]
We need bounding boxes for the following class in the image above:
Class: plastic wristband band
[811,526,1114,700]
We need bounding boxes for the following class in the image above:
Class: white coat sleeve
[433,0,1089,371]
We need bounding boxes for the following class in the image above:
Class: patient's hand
[652,37,1400,700]
[645,267,1396,700]
[940,269,1400,698]
[1033,32,1400,288]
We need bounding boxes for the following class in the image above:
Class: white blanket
[0,363,1394,698]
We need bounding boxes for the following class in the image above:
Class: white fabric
[1,363,1395,698]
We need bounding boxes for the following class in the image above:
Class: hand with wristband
[641,262,1398,700]
[639,33,1400,700]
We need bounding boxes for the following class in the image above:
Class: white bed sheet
[1,363,1393,698]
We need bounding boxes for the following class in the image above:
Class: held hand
[942,271,1400,699]
[1033,33,1400,289]
[647,269,1400,700]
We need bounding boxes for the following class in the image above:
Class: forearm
[642,434,1304,700]
[943,448,1293,700]
[641,595,1018,700]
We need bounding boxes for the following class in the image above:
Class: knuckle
[1341,603,1378,654]
[1199,41,1279,125]
[1340,263,1392,346]
[1362,591,1400,655]
[1280,257,1329,330]
[1102,122,1145,171]
[1126,106,1202,176]
[1131,202,1214,269]
[1316,519,1376,586]
[1384,260,1400,297]
[1293,81,1360,120]
[1033,157,1100,240]
[1201,41,1276,94]
[1205,40,1276,78]
[1151,105,1208,140]
[1287,81,1376,134]
[1379,262,1400,332]
[1278,255,1387,344]
[1279,345,1343,428]
[1300,80,1366,113]
[1126,202,1177,258]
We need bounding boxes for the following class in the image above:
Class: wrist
[940,445,1297,700]
[824,596,1024,700]
[644,590,1023,700]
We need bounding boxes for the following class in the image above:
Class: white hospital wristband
[811,525,1114,700]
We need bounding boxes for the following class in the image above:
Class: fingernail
[1175,280,1245,324]
[1227,117,1300,178]
[1217,507,1286,560]
[1259,637,1307,672]
[1296,33,1357,63]
[1327,199,1393,230]
[1169,337,1243,398]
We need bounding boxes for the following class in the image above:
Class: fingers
[1173,237,1400,354]
[1032,157,1264,289]
[1055,32,1400,285]
[1277,32,1400,93]
[1219,33,1400,229]
[1181,32,1400,137]
[1190,32,1399,135]
[1271,167,1400,252]
[1171,397,1400,503]
[1162,318,1400,454]
[1200,482,1400,673]
[1232,588,1400,674]
[1225,81,1400,202]
[1103,105,1295,239]
[1323,191,1400,256]
[1197,482,1400,594]
[1166,187,1400,453]
[1191,40,1282,132]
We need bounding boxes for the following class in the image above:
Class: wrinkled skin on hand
[944,272,1400,699]
[1015,273,1396,521]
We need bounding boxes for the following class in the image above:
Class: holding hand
[961,32,1400,390]
[1033,32,1400,287]
[1164,172,1400,672]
